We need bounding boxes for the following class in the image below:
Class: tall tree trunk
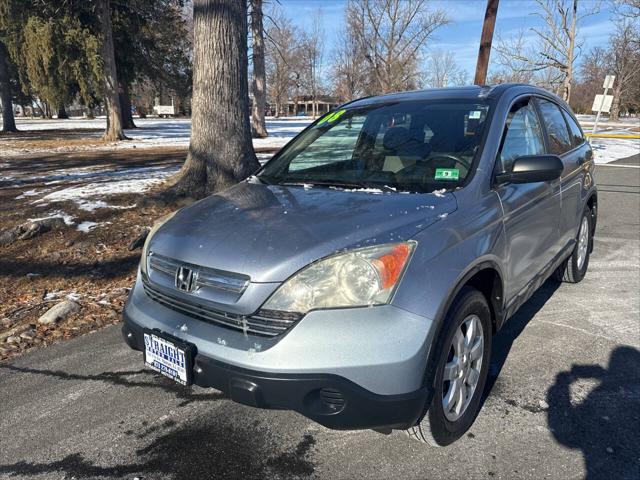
[0,41,17,133]
[560,0,578,102]
[250,0,268,138]
[610,84,622,121]
[98,0,126,141]
[119,82,136,129]
[57,104,69,119]
[169,0,259,198]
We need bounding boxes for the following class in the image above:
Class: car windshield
[259,100,491,193]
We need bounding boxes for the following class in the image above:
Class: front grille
[148,252,249,294]
[141,275,303,337]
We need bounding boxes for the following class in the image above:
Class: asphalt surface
[1,165,639,480]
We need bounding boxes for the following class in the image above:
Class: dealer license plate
[143,331,193,385]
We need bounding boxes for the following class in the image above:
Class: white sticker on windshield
[469,110,482,119]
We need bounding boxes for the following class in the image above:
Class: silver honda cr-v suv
[123,84,597,446]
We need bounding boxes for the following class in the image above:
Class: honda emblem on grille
[175,266,197,292]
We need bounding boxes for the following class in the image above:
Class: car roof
[344,83,565,109]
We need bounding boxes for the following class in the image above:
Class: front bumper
[122,319,431,430]
[124,273,436,396]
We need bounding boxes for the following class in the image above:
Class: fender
[421,259,505,390]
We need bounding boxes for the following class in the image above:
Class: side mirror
[495,155,563,185]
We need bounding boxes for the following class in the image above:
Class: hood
[149,180,457,282]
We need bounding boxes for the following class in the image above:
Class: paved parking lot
[0,164,638,480]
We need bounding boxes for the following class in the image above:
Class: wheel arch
[585,190,597,251]
[448,262,505,331]
[422,260,505,389]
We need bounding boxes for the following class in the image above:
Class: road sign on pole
[591,95,613,113]
[603,75,615,89]
[592,74,616,135]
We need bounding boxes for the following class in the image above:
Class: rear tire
[405,287,492,446]
[554,205,592,283]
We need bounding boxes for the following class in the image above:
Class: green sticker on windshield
[316,109,346,127]
[435,168,460,181]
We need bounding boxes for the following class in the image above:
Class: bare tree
[494,0,599,102]
[492,30,540,84]
[608,20,640,120]
[613,0,640,18]
[346,0,448,94]
[250,0,268,138]
[265,8,301,117]
[570,46,607,112]
[425,49,468,87]
[303,9,324,117]
[0,40,17,132]
[331,27,368,102]
[97,0,126,141]
[169,0,259,197]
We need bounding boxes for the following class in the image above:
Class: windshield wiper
[278,180,397,192]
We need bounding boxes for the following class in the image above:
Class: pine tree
[111,0,192,129]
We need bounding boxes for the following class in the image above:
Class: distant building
[262,95,340,117]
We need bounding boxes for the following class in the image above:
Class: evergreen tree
[111,0,192,128]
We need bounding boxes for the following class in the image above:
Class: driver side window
[498,99,545,173]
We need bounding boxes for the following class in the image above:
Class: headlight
[140,211,177,276]
[262,242,415,314]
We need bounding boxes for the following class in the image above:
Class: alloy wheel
[442,314,484,422]
[576,216,589,270]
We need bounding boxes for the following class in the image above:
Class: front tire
[406,287,492,446]
[554,205,593,283]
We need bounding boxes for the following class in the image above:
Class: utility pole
[474,0,500,86]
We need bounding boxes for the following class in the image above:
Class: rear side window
[562,110,585,146]
[497,98,545,173]
[537,99,572,155]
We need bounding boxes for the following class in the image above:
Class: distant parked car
[122,84,597,446]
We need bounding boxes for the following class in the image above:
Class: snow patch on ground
[15,188,51,199]
[590,138,640,164]
[76,221,99,232]
[6,117,308,155]
[32,166,177,209]
[28,211,75,226]
[9,164,178,187]
[76,221,111,232]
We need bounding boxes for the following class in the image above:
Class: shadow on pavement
[0,364,225,406]
[0,417,316,479]
[547,346,640,480]
[483,278,561,399]
[0,363,318,479]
